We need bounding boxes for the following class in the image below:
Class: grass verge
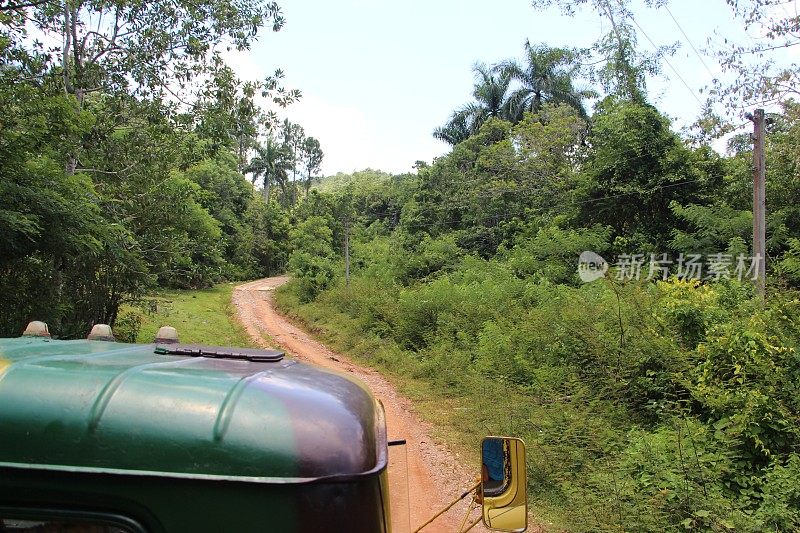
[274,280,564,530]
[124,283,256,347]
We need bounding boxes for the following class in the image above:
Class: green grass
[274,281,565,531]
[131,283,256,347]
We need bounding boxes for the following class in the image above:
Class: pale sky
[227,0,796,175]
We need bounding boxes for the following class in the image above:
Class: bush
[113,307,144,343]
[278,229,800,532]
[287,216,338,302]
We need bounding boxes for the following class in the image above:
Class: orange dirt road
[233,276,490,533]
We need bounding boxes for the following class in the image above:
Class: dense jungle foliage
[273,3,800,528]
[0,0,321,337]
[278,98,800,531]
[2,0,800,530]
[279,102,800,530]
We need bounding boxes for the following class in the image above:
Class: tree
[194,61,300,173]
[472,62,514,120]
[12,0,286,174]
[287,215,337,301]
[434,63,513,146]
[500,41,594,120]
[246,138,292,204]
[184,153,255,278]
[0,85,105,335]
[301,137,324,197]
[593,16,649,102]
[709,0,800,114]
[529,0,675,103]
[434,44,592,146]
[281,119,306,203]
[433,107,475,146]
[243,196,291,277]
[578,97,722,249]
[0,0,300,337]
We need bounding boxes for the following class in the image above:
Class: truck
[0,321,527,533]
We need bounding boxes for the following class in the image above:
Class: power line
[354,177,712,232]
[426,135,716,200]
[614,0,706,107]
[663,5,717,81]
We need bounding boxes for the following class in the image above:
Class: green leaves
[286,216,337,302]
[434,43,591,146]
[579,98,715,249]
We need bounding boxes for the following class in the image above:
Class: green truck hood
[0,337,385,483]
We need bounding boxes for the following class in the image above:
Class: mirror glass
[481,437,527,532]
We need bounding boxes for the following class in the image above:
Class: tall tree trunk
[291,141,298,205]
[63,1,77,175]
[599,0,640,101]
[263,177,271,203]
[238,135,246,173]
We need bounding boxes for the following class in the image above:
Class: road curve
[232,276,487,533]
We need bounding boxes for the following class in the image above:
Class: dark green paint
[0,337,390,532]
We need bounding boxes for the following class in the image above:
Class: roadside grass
[276,284,473,439]
[125,283,256,347]
[274,281,565,531]
[276,271,800,532]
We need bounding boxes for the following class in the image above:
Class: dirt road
[232,276,486,533]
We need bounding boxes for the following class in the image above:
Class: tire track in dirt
[232,276,490,533]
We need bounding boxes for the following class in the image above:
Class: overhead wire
[663,5,717,81]
[354,175,713,234]
[349,131,724,234]
[613,0,706,107]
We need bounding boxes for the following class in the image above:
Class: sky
[226,0,795,176]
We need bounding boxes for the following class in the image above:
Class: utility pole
[344,216,350,288]
[750,108,766,301]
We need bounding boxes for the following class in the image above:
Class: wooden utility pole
[344,216,350,288]
[751,108,766,300]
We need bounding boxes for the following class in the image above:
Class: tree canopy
[0,0,319,337]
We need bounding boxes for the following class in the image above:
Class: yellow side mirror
[480,436,527,532]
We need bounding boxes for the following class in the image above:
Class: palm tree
[471,62,513,121]
[433,105,476,146]
[434,44,594,146]
[499,41,594,121]
[245,138,292,204]
[433,63,513,146]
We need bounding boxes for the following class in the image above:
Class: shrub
[113,307,144,343]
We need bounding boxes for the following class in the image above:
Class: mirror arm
[459,514,484,533]
[457,495,480,533]
[411,480,480,533]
